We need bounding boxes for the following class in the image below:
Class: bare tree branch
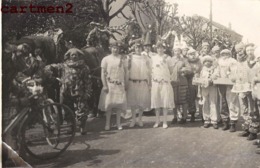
[109,0,130,20]
[120,11,130,20]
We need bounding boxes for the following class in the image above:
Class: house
[193,15,243,43]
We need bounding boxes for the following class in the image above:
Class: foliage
[172,15,211,50]
[2,0,133,50]
[212,28,233,50]
[129,0,178,37]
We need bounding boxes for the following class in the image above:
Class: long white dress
[151,54,175,109]
[127,54,151,109]
[98,55,127,111]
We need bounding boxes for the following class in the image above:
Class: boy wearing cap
[210,45,222,121]
[199,42,210,59]
[186,48,202,122]
[230,43,256,140]
[217,49,240,132]
[200,55,220,129]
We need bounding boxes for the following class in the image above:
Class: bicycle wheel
[21,103,76,160]
[42,99,60,148]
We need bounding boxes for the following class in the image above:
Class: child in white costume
[127,40,151,127]
[98,42,129,131]
[151,41,175,129]
[231,43,256,140]
[217,49,240,132]
[200,55,220,129]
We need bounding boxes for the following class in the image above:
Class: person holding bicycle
[10,43,46,106]
[45,48,92,135]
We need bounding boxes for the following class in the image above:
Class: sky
[165,0,260,46]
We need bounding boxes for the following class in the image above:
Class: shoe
[247,133,257,141]
[138,121,143,127]
[253,139,260,146]
[129,121,136,128]
[222,122,229,130]
[163,123,168,129]
[153,123,159,128]
[171,118,177,124]
[218,119,223,125]
[201,117,204,123]
[190,114,195,122]
[238,131,250,137]
[178,119,186,124]
[213,124,218,129]
[117,126,123,130]
[204,123,210,128]
[229,124,236,132]
[256,149,260,154]
[105,125,110,131]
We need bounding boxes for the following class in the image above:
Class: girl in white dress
[151,41,175,128]
[127,40,151,127]
[98,42,128,130]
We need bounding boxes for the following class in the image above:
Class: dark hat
[110,41,122,48]
[155,41,166,48]
[64,48,84,60]
[129,38,143,47]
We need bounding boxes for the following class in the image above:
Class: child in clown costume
[45,48,92,135]
[200,55,220,129]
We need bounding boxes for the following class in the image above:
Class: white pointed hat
[173,35,182,50]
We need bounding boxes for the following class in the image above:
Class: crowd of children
[98,37,260,154]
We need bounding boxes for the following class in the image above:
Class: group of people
[98,37,260,154]
[5,32,260,154]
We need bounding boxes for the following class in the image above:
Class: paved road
[22,114,260,168]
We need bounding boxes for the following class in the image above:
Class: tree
[92,0,134,26]
[129,0,178,37]
[172,15,211,50]
[2,0,101,44]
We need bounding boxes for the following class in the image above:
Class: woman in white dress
[151,41,175,128]
[127,40,151,127]
[98,42,128,130]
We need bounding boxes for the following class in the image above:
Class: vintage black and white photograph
[1,0,260,167]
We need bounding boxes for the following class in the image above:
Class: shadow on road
[29,148,120,167]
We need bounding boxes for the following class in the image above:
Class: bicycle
[3,77,76,161]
